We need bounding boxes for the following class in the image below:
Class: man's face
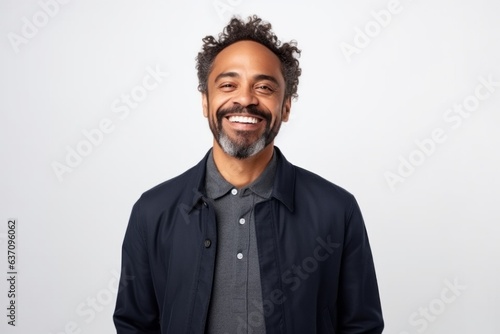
[202,40,291,159]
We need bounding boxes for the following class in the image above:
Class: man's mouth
[226,115,262,124]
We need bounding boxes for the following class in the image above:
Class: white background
[1,0,499,333]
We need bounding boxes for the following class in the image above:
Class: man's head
[196,15,301,159]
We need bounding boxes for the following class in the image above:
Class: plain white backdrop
[1,0,499,333]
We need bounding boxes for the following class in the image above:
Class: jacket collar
[270,146,295,212]
[188,146,295,212]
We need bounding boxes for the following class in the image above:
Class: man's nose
[233,86,258,107]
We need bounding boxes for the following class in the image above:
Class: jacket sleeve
[113,199,161,333]
[338,195,384,334]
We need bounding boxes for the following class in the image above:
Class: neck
[212,140,274,188]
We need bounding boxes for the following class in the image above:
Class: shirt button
[231,188,238,195]
[239,218,246,225]
[204,239,211,248]
[236,252,243,260]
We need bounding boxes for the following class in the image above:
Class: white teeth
[228,115,259,124]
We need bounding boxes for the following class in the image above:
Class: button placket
[231,191,252,315]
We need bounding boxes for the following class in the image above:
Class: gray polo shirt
[205,150,276,334]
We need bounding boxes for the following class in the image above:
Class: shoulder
[290,165,364,226]
[293,165,355,203]
[135,152,208,211]
[274,147,357,212]
[143,166,197,198]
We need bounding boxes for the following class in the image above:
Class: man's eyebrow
[214,71,239,83]
[254,74,280,87]
[214,72,281,86]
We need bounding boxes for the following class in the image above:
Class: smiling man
[114,15,384,334]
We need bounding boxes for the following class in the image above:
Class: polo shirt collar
[204,149,277,200]
[189,146,295,213]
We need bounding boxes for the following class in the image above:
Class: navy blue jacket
[113,147,384,333]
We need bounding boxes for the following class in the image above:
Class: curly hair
[196,15,301,100]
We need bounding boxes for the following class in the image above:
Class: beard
[208,104,282,159]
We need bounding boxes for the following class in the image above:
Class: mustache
[216,105,271,123]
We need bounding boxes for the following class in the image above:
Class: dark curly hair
[196,15,301,100]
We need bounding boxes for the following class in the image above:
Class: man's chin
[218,134,267,159]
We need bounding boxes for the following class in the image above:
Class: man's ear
[202,93,208,118]
[282,96,292,122]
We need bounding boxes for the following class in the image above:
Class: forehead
[209,40,284,82]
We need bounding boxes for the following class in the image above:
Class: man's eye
[257,85,274,92]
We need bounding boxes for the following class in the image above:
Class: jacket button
[204,239,211,248]
[202,201,208,207]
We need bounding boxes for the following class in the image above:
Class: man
[114,15,384,334]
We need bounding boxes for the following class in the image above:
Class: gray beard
[207,103,281,160]
[218,131,267,159]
